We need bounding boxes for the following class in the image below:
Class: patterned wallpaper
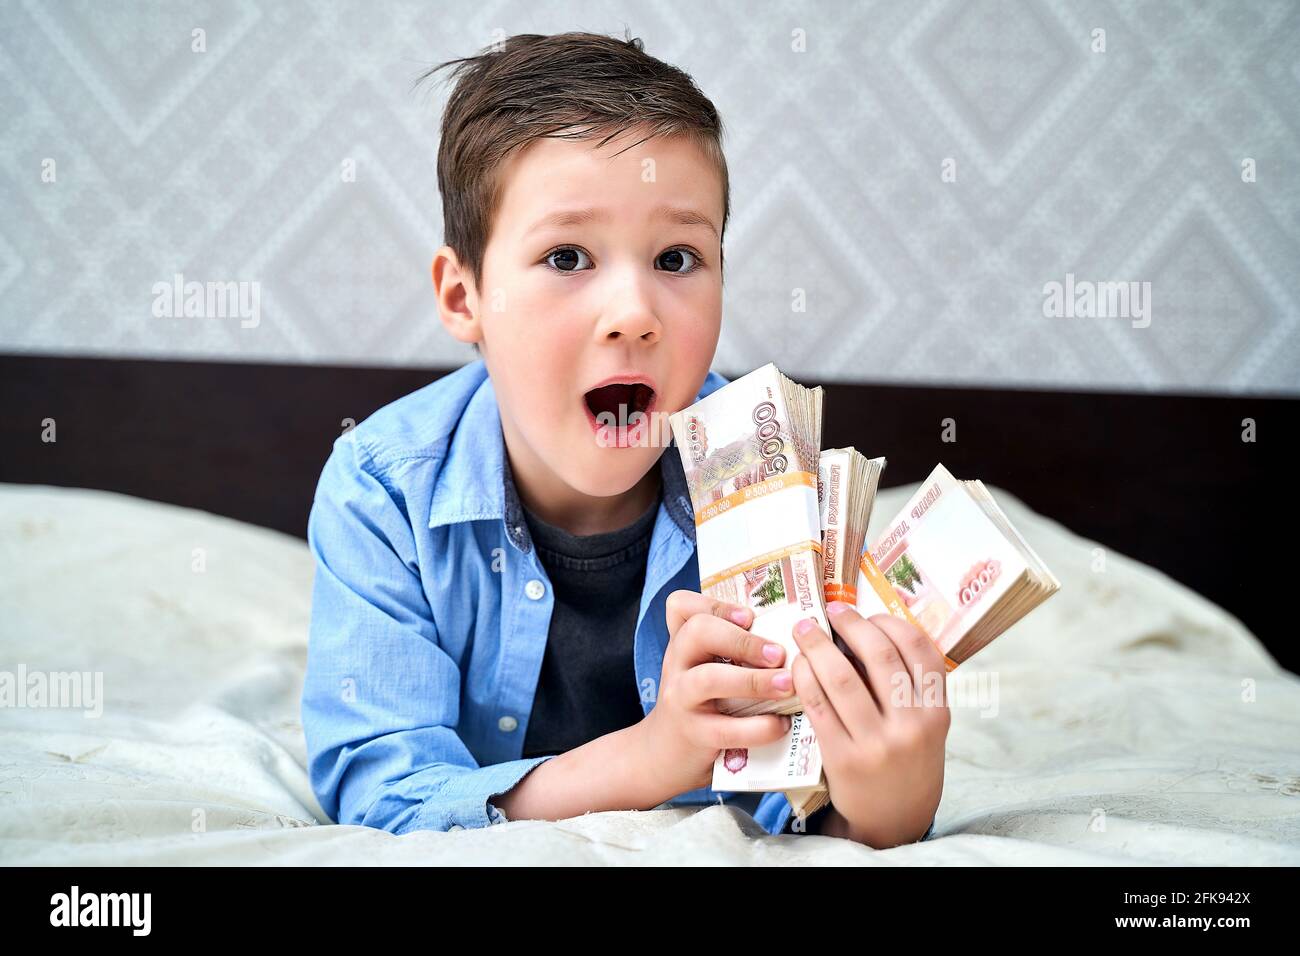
[1,0,1297,394]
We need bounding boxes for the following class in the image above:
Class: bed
[2,480,1297,865]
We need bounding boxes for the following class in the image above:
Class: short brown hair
[414,30,730,299]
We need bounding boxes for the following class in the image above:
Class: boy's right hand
[635,589,795,797]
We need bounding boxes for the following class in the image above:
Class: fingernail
[729,608,750,626]
[794,618,816,637]
[827,600,852,614]
[772,671,792,691]
[762,643,783,663]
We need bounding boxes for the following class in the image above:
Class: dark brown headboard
[2,353,1290,672]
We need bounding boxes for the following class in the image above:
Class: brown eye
[545,247,592,272]
[656,247,699,273]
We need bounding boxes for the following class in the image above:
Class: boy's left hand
[791,600,950,848]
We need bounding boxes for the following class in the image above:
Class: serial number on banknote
[698,500,734,521]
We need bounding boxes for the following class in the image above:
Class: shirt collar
[427,366,711,551]
[499,435,697,555]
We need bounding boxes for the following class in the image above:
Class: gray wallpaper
[2,0,1297,394]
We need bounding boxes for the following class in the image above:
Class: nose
[594,264,662,344]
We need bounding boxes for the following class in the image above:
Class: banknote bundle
[817,448,887,609]
[857,463,1061,667]
[668,362,828,722]
[692,448,888,796]
[668,364,1061,825]
[787,462,1063,820]
[781,448,885,817]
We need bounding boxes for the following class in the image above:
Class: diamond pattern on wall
[1133,209,1279,385]
[921,0,1076,156]
[0,0,1296,394]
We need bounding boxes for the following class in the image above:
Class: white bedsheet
[1,481,1297,865]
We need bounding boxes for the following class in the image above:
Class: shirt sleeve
[753,790,796,835]
[301,432,556,834]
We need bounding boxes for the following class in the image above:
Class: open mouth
[582,381,658,448]
[583,382,656,421]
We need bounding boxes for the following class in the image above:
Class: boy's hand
[636,589,795,796]
[793,601,949,847]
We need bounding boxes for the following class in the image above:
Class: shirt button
[498,715,518,732]
[525,579,545,600]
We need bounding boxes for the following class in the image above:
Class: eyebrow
[523,204,719,239]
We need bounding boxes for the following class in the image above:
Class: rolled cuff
[405,755,558,833]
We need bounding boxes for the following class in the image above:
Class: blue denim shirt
[302,358,937,843]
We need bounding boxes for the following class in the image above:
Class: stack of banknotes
[668,363,1062,823]
[669,363,829,721]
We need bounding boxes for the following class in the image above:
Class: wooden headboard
[1,353,1289,672]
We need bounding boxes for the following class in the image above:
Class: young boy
[302,31,946,847]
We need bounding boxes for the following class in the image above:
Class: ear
[431,245,482,346]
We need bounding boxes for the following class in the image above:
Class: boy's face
[444,127,724,530]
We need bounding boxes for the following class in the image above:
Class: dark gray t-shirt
[511,463,660,759]
[499,450,767,824]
